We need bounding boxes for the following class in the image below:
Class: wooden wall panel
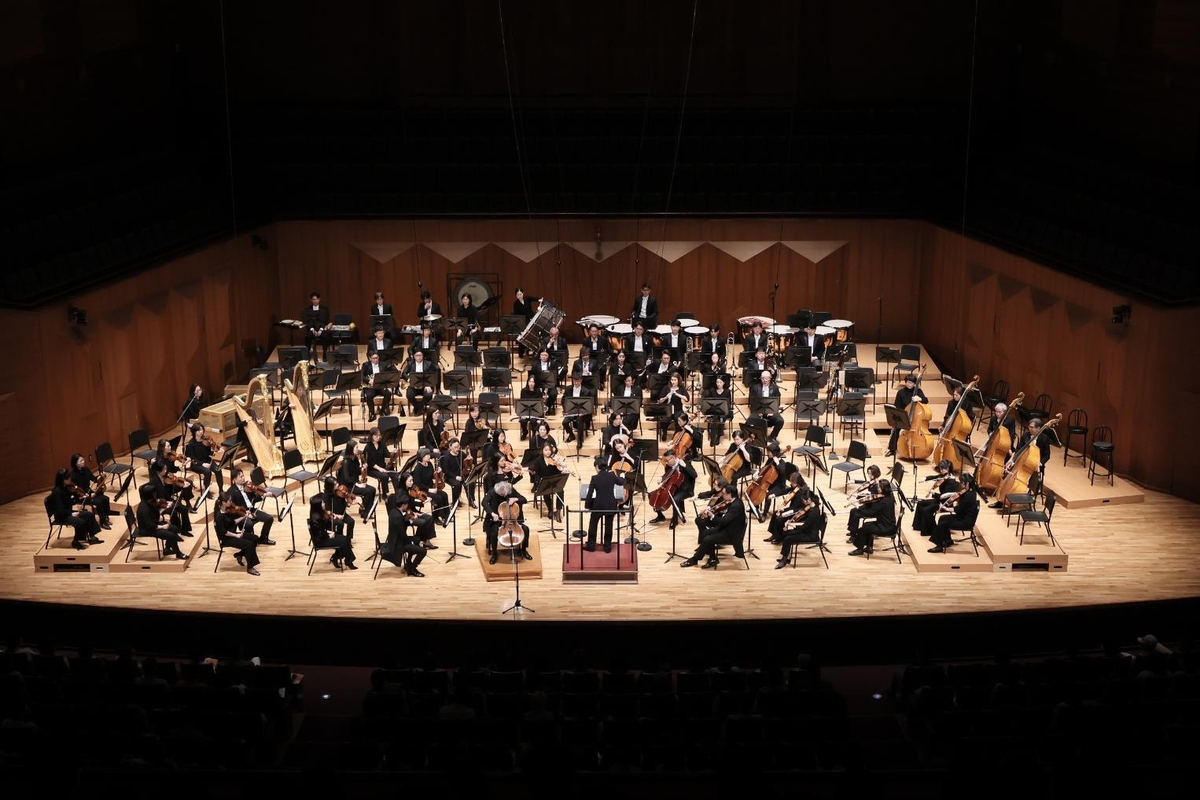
[0,229,278,504]
[919,225,1200,500]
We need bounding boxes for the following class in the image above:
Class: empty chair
[979,379,1010,432]
[95,442,135,494]
[1017,491,1057,547]
[892,344,921,384]
[283,449,319,501]
[1089,425,1115,486]
[835,393,866,440]
[795,424,829,480]
[128,429,156,471]
[831,440,868,488]
[1063,408,1088,466]
[1029,393,1053,421]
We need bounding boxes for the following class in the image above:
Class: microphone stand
[877,295,884,347]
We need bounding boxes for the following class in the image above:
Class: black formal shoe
[988,501,1003,509]
[180,531,194,537]
[848,548,866,556]
[522,552,533,560]
[235,554,245,566]
[247,567,261,576]
[100,521,113,530]
[680,558,698,568]
[651,513,666,523]
[763,536,777,543]
[583,544,596,552]
[347,562,359,570]
[330,556,342,568]
[927,546,946,553]
[775,560,788,569]
[87,536,104,545]
[603,543,612,553]
[260,539,277,545]
[72,541,87,550]
[919,531,931,537]
[407,568,425,577]
[425,543,439,550]
[173,552,187,560]
[884,450,895,458]
[490,554,498,565]
[565,433,575,443]
[469,501,477,509]
[701,559,720,569]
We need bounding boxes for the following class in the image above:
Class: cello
[996,414,1061,504]
[898,364,936,461]
[930,375,980,472]
[496,498,525,552]
[716,440,751,488]
[648,460,685,513]
[745,446,791,508]
[975,393,1024,492]
[662,427,693,466]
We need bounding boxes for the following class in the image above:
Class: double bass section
[930,375,980,472]
[976,393,1024,492]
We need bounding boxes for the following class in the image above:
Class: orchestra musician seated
[382,493,428,577]
[50,468,103,550]
[928,473,980,553]
[680,482,746,569]
[847,465,896,556]
[561,374,594,444]
[483,479,531,565]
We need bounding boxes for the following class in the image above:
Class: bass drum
[518,301,566,351]
[453,277,495,310]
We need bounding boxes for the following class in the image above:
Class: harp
[284,360,325,462]
[232,373,285,477]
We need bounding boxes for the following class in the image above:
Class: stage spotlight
[68,307,87,325]
[251,235,268,251]
[1111,304,1131,324]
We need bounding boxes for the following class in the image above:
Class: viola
[408,486,428,503]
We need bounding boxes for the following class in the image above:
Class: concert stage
[6,341,1199,644]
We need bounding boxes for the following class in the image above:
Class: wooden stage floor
[5,342,1198,624]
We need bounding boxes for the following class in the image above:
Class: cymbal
[422,314,443,322]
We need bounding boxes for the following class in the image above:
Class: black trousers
[691,529,743,561]
[587,510,617,546]
[220,534,259,568]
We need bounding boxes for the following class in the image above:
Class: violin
[198,429,225,460]
[499,442,524,474]
[65,478,87,499]
[782,498,816,530]
[696,494,733,519]
[336,483,360,505]
[937,484,971,513]
[408,486,428,503]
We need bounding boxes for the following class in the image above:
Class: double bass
[930,375,980,472]
[996,414,1061,504]
[976,393,1024,491]
[745,446,791,508]
[898,364,935,461]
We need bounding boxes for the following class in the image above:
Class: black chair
[867,507,907,563]
[251,466,285,519]
[979,379,1009,433]
[330,342,359,370]
[42,495,66,550]
[1063,408,1088,467]
[477,391,503,426]
[284,449,319,501]
[1089,426,1115,486]
[122,506,162,562]
[795,424,829,480]
[788,514,830,569]
[95,442,135,493]
[307,520,345,575]
[212,513,238,573]
[835,394,866,440]
[1029,393,1053,422]
[128,428,156,472]
[830,440,867,488]
[893,344,921,384]
[1017,491,1057,547]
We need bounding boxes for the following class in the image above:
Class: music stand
[193,482,218,557]
[686,351,707,371]
[483,346,511,369]
[454,346,483,375]
[562,397,595,455]
[952,439,977,474]
[380,420,407,456]
[645,372,667,398]
[279,495,302,560]
[749,396,780,422]
[311,398,337,436]
[612,395,641,423]
[500,315,526,351]
[408,370,438,409]
[533,472,570,537]
[430,393,459,428]
[643,401,669,431]
[700,397,731,451]
[501,522,534,616]
[876,346,901,394]
[701,372,731,393]
[784,345,812,369]
[514,398,546,429]
[370,314,394,335]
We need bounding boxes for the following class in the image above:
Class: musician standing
[847,465,895,556]
[631,283,659,329]
[928,474,980,553]
[585,456,624,553]
[680,482,746,568]
[886,373,928,458]
[513,288,537,356]
[182,383,205,422]
[439,438,467,509]
[303,291,332,361]
[705,374,734,446]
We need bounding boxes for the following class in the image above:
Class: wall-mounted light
[251,235,268,251]
[68,306,88,325]
[1111,304,1131,325]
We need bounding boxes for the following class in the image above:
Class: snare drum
[519,301,566,351]
[826,319,854,342]
[607,323,632,352]
[769,324,797,354]
[737,315,775,341]
[685,325,709,351]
